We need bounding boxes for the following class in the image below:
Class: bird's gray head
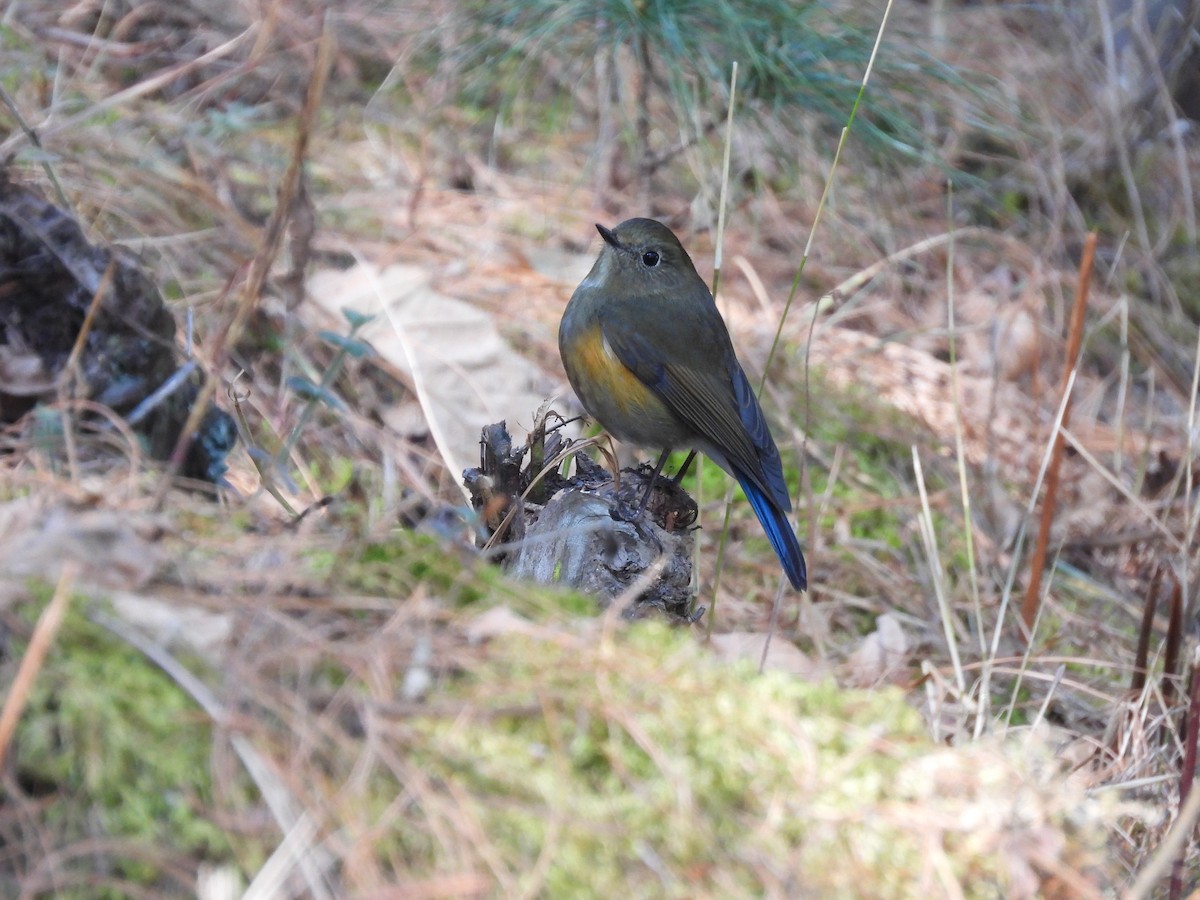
[592,218,702,286]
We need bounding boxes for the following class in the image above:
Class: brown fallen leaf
[305,263,557,492]
[0,499,162,595]
[709,631,825,678]
[465,605,566,645]
[844,612,909,687]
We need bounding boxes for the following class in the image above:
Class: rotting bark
[0,171,235,484]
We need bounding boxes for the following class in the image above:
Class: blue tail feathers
[738,474,808,591]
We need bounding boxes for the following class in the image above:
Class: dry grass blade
[1182,322,1200,596]
[1060,427,1186,550]
[243,813,323,900]
[757,578,788,675]
[377,290,468,500]
[0,26,260,156]
[819,227,1029,319]
[1029,664,1066,735]
[943,197,987,736]
[709,61,737,299]
[913,445,966,696]
[705,62,740,619]
[704,483,737,636]
[0,83,69,207]
[1127,768,1200,899]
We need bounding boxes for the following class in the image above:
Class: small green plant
[233,308,374,516]
[439,0,952,191]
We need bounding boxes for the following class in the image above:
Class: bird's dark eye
[642,250,660,267]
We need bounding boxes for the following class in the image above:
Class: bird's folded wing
[602,322,790,511]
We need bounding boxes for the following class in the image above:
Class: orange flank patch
[568,323,661,416]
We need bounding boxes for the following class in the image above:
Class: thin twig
[1169,654,1200,900]
[1021,232,1096,636]
[0,562,78,770]
[152,16,335,509]
[56,257,117,483]
[1131,566,1163,695]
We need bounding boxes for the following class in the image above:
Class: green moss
[307,455,356,495]
[342,531,495,607]
[383,622,1050,896]
[10,594,233,892]
[344,532,460,596]
[338,529,600,619]
[1167,247,1200,322]
[676,450,725,500]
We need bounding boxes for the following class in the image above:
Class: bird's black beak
[596,223,621,250]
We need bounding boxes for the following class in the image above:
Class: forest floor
[1,1,1198,896]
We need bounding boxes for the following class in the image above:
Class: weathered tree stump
[463,415,698,620]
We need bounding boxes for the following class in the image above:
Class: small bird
[559,217,807,590]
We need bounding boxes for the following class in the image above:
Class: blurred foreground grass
[4,498,1113,897]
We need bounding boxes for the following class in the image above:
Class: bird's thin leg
[672,450,697,484]
[636,447,673,514]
